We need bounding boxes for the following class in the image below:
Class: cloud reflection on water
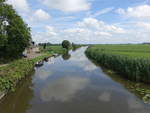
[35,69,53,80]
[69,47,97,72]
[98,92,111,102]
[40,75,90,102]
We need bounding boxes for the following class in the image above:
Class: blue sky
[7,0,150,44]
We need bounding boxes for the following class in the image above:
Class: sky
[6,0,150,44]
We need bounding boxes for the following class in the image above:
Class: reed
[86,46,150,83]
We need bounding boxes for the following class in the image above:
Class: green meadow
[88,44,150,58]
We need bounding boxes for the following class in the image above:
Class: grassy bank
[0,53,50,92]
[0,45,66,93]
[85,45,150,83]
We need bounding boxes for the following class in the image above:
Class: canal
[0,47,150,113]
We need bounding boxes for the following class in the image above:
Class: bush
[0,59,34,91]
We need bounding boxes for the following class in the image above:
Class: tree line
[40,40,81,51]
[0,0,31,58]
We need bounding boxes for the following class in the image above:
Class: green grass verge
[89,44,150,59]
[0,53,50,92]
[85,45,150,83]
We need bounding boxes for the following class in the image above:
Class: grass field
[40,45,67,55]
[88,44,150,58]
[85,44,150,83]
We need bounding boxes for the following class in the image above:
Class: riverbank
[0,54,50,99]
[0,45,65,100]
[85,45,150,83]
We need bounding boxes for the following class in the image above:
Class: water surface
[0,47,150,113]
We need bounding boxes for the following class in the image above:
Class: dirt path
[0,64,8,68]
[26,47,41,59]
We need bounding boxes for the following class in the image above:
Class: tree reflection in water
[62,51,71,60]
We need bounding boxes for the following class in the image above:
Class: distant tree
[43,43,47,49]
[72,43,81,51]
[62,40,71,50]
[47,42,52,45]
[32,41,35,46]
[0,34,7,47]
[0,0,31,58]
[38,42,52,46]
[72,43,77,51]
[0,0,5,3]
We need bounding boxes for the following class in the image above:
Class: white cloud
[117,21,150,43]
[32,17,127,44]
[7,0,30,13]
[7,1,51,26]
[116,5,150,19]
[77,17,126,34]
[41,0,91,12]
[90,7,114,17]
[136,22,150,29]
[32,25,58,43]
[33,9,51,21]
[6,0,150,44]
[45,25,57,36]
[115,4,150,44]
[78,17,101,30]
[32,17,150,44]
[94,31,112,37]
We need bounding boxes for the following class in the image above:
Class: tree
[0,0,5,3]
[43,43,47,49]
[62,40,71,50]
[0,1,31,58]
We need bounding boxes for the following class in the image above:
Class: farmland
[85,44,150,83]
[40,45,67,55]
[87,44,150,58]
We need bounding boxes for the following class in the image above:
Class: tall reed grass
[86,47,150,83]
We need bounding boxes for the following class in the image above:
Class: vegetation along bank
[0,53,50,96]
[85,44,150,83]
[0,43,81,99]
